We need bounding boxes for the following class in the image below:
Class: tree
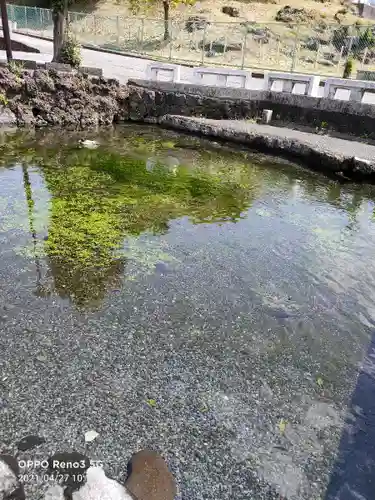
[51,0,68,61]
[343,57,354,79]
[0,0,12,61]
[128,0,196,41]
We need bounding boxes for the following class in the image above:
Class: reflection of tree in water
[326,184,366,232]
[10,129,375,309]
[21,163,43,295]
[282,169,372,232]
[35,146,259,308]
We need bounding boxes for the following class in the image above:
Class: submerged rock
[0,108,16,127]
[17,435,45,451]
[125,450,177,500]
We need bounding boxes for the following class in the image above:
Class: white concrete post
[146,63,181,83]
[307,76,320,97]
[192,67,252,89]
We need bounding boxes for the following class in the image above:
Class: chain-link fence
[6,4,375,77]
[7,4,52,36]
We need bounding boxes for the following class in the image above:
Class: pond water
[1,124,375,500]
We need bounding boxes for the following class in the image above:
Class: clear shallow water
[1,125,375,499]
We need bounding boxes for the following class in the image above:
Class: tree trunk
[52,0,68,62]
[163,1,170,41]
[52,10,65,61]
[0,0,12,61]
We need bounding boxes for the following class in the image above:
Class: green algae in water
[0,134,259,308]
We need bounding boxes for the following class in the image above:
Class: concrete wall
[358,3,375,19]
[127,79,375,139]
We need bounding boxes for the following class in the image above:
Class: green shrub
[332,25,349,50]
[57,36,82,68]
[358,27,375,50]
[343,57,354,79]
[8,60,24,78]
[0,93,8,106]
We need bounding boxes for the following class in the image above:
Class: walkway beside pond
[160,117,375,161]
[156,115,375,180]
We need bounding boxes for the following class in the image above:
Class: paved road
[0,31,324,93]
[1,31,196,84]
[3,31,375,103]
[0,33,296,92]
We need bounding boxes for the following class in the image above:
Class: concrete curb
[153,115,375,182]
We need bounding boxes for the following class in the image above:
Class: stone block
[45,62,73,72]
[146,63,181,83]
[261,109,273,124]
[324,77,375,102]
[0,107,17,127]
[78,66,103,77]
[13,59,37,70]
[264,71,320,97]
[192,67,251,89]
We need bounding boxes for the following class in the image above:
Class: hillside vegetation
[13,0,375,75]
[72,0,361,25]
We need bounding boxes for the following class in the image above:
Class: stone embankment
[0,68,375,182]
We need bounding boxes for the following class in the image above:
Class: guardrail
[148,61,375,104]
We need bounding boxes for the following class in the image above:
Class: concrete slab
[192,67,251,89]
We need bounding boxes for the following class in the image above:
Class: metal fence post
[116,16,120,44]
[93,14,97,41]
[168,21,173,60]
[24,5,27,31]
[362,46,368,68]
[194,29,199,51]
[337,45,344,74]
[241,32,247,69]
[140,18,144,51]
[223,35,227,56]
[40,7,44,36]
[276,39,280,65]
[258,39,262,65]
[291,25,300,72]
[346,35,354,64]
[201,24,207,66]
[314,43,320,69]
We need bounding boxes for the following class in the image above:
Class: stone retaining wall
[127,79,375,139]
[1,69,375,182]
[0,67,128,127]
[1,68,375,137]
